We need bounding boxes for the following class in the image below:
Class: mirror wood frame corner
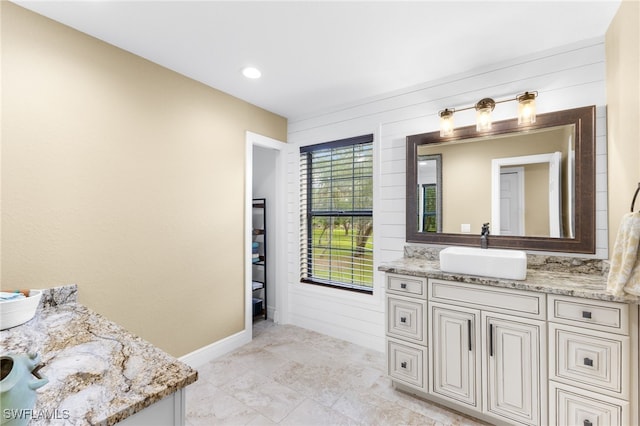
[406,105,596,254]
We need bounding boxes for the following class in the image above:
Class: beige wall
[1,3,287,357]
[523,162,550,237]
[606,0,640,254]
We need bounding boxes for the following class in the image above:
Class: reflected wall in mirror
[406,106,595,253]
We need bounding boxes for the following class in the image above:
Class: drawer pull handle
[584,420,593,426]
[582,311,592,319]
[467,319,472,351]
[400,317,407,324]
[584,357,594,367]
[400,283,407,289]
[401,361,407,369]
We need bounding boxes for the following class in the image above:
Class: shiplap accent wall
[285,38,608,352]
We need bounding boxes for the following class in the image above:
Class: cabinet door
[429,302,481,408]
[483,313,545,425]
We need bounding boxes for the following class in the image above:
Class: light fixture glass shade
[439,109,454,137]
[517,92,537,125]
[475,98,495,132]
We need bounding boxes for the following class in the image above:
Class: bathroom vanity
[380,254,639,426]
[0,285,197,425]
[390,93,623,424]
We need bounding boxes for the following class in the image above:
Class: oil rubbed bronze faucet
[480,223,490,249]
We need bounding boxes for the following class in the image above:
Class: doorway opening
[245,132,287,336]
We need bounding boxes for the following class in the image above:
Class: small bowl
[0,290,42,330]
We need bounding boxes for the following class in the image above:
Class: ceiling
[14,1,621,121]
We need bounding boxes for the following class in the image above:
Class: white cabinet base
[118,389,185,426]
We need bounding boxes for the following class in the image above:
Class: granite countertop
[0,285,198,425]
[379,257,640,304]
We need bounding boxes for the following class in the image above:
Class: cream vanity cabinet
[385,273,640,426]
[428,279,546,425]
[547,295,638,425]
[385,274,547,425]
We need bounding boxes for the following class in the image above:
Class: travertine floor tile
[271,361,350,407]
[280,398,359,426]
[186,320,486,426]
[186,381,264,426]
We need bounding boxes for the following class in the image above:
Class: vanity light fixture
[438,91,538,137]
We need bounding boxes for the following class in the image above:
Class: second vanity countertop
[0,285,198,425]
[379,257,640,304]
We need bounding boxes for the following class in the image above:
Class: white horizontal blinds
[300,135,374,292]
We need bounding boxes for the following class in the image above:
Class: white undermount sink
[439,247,527,280]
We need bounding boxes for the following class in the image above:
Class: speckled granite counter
[0,285,198,425]
[379,256,640,304]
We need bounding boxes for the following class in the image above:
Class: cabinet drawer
[387,338,426,391]
[549,381,628,426]
[548,295,628,334]
[386,296,427,345]
[549,323,629,398]
[429,279,545,319]
[386,274,427,299]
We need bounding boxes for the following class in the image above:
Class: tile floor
[185,320,486,426]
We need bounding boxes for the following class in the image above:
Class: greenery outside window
[422,184,438,232]
[300,134,374,293]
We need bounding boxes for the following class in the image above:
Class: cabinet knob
[582,311,592,319]
[584,357,594,367]
[584,420,593,426]
[400,317,407,323]
[400,283,407,289]
[401,361,407,369]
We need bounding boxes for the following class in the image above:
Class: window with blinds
[300,134,373,293]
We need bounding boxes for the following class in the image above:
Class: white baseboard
[179,328,251,369]
[268,306,277,323]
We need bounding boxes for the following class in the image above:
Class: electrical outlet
[461,224,471,233]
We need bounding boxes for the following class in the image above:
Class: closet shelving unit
[252,198,267,320]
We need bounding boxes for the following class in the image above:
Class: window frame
[299,134,374,293]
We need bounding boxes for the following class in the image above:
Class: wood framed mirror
[406,105,595,253]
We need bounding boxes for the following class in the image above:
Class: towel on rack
[607,211,640,296]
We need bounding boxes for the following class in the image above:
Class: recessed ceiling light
[242,67,262,79]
